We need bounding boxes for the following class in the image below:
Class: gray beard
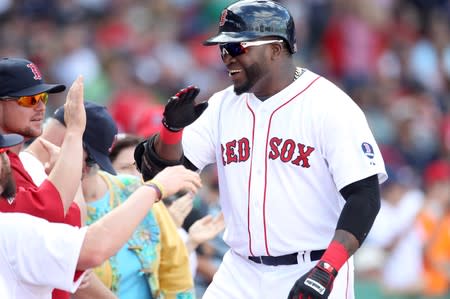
[2,176,16,199]
[0,154,16,199]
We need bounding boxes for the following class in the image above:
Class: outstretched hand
[189,212,225,246]
[64,75,86,135]
[162,85,208,131]
[152,165,202,199]
[168,192,194,227]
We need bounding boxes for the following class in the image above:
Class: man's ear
[270,42,284,60]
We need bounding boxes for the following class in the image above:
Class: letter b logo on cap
[27,63,42,80]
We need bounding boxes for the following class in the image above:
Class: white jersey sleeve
[182,88,230,170]
[0,213,87,298]
[316,77,387,190]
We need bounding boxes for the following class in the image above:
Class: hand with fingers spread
[168,192,194,227]
[188,212,225,249]
[162,85,208,132]
[64,75,86,135]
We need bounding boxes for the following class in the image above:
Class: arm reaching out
[77,165,202,270]
[167,192,194,227]
[134,86,207,181]
[47,76,86,213]
[186,213,225,252]
[156,85,207,160]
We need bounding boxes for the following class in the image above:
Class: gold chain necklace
[294,67,304,81]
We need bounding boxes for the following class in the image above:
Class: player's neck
[254,65,301,101]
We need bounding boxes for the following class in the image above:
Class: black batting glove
[287,261,338,299]
[162,85,208,132]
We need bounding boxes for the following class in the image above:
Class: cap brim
[203,32,262,45]
[85,144,117,175]
[0,133,24,148]
[9,83,66,97]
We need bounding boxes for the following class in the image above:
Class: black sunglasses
[219,39,283,59]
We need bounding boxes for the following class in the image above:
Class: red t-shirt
[0,151,82,299]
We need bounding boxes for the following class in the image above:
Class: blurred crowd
[0,0,449,298]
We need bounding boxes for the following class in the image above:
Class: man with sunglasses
[0,58,116,299]
[134,1,387,299]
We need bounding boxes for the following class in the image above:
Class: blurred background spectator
[1,0,448,298]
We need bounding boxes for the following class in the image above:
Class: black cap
[0,133,23,148]
[0,57,66,97]
[53,101,118,175]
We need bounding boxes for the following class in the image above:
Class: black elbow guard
[134,134,185,181]
[337,175,381,245]
[134,134,198,181]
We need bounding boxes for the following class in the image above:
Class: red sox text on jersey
[221,137,315,168]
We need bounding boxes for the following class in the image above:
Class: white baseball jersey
[183,68,387,257]
[0,212,87,299]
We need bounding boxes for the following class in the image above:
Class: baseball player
[134,0,387,298]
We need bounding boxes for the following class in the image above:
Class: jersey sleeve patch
[361,142,375,159]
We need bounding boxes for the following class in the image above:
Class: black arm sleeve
[134,134,198,181]
[336,174,381,246]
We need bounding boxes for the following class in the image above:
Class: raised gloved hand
[162,86,208,132]
[287,261,337,299]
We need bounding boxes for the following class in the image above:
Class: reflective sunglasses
[219,39,284,59]
[0,148,8,154]
[0,92,49,108]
